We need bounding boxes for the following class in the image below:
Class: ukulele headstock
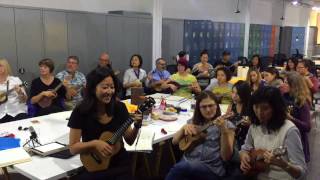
[137,97,156,113]
[272,146,287,157]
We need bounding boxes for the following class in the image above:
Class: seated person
[0,59,28,123]
[282,72,311,163]
[97,52,120,76]
[166,91,235,180]
[205,67,233,104]
[263,67,283,88]
[168,58,201,98]
[30,58,66,116]
[284,57,298,73]
[246,68,264,93]
[248,54,262,72]
[68,67,141,179]
[56,56,86,110]
[296,60,319,95]
[177,50,192,73]
[123,54,147,98]
[192,49,214,89]
[227,80,251,150]
[146,58,171,93]
[240,87,307,180]
[213,51,239,74]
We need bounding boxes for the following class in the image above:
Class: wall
[283,4,311,27]
[250,0,283,25]
[0,0,153,13]
[162,0,247,23]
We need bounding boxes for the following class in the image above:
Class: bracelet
[134,122,142,129]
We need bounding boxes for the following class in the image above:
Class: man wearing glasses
[146,58,171,94]
[56,56,86,110]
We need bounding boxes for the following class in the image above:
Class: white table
[1,100,228,180]
[0,111,83,180]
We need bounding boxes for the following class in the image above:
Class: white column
[243,0,251,58]
[152,0,163,69]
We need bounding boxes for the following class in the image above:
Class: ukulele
[80,97,155,172]
[38,82,63,108]
[0,81,28,105]
[179,113,234,152]
[245,146,287,176]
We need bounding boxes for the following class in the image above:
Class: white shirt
[123,68,147,96]
[0,76,27,119]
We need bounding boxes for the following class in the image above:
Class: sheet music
[0,147,31,167]
[124,129,155,153]
[147,93,171,99]
[33,142,65,153]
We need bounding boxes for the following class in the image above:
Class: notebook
[30,142,68,156]
[125,129,155,153]
[0,147,31,167]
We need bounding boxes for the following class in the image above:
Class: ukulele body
[245,149,269,176]
[80,131,121,172]
[179,132,207,152]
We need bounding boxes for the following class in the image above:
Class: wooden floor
[1,112,320,180]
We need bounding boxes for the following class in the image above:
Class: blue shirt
[183,120,235,176]
[150,69,171,82]
[56,70,86,105]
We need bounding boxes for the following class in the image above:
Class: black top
[213,60,235,73]
[30,77,66,109]
[229,103,249,150]
[68,101,129,142]
[68,101,130,167]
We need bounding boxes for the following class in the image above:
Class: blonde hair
[246,68,262,89]
[286,71,311,107]
[0,58,12,76]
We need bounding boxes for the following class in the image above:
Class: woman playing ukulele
[166,91,235,180]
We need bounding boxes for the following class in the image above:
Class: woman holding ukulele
[166,91,235,180]
[68,67,142,180]
[240,86,307,180]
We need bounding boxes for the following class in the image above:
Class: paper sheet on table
[165,95,187,102]
[147,93,171,99]
[124,129,155,153]
[0,147,31,167]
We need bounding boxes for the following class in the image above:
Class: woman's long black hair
[232,80,251,115]
[77,67,119,118]
[249,86,286,131]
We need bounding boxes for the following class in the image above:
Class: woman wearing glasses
[166,91,235,180]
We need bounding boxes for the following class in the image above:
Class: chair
[27,98,66,117]
[27,100,38,117]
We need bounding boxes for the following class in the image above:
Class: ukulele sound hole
[91,152,102,164]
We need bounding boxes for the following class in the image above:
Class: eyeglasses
[199,104,217,109]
